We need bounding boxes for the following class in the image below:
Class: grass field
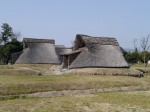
[0,64,150,111]
[0,64,150,96]
[1,73,150,96]
[0,91,149,112]
[0,64,53,70]
[0,65,150,96]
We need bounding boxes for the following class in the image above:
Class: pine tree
[0,23,13,45]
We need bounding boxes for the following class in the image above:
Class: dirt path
[22,86,150,98]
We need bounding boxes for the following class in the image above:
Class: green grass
[0,91,149,112]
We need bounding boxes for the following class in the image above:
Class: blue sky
[0,0,150,49]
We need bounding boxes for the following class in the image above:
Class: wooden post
[68,56,70,69]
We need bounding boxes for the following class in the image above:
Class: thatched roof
[23,38,55,49]
[23,38,55,44]
[74,34,119,50]
[64,34,129,69]
[55,45,72,55]
[15,38,61,64]
[55,45,65,48]
[61,49,81,56]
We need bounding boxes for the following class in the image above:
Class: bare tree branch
[140,34,150,67]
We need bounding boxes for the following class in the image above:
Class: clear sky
[0,0,150,49]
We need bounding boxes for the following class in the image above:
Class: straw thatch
[15,38,61,64]
[55,45,72,55]
[55,45,72,62]
[62,34,129,69]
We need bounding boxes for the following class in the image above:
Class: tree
[139,51,150,63]
[0,23,23,64]
[122,47,140,63]
[140,35,150,67]
[0,40,23,64]
[11,32,21,41]
[0,23,14,45]
[124,50,139,64]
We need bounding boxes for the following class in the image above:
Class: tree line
[123,35,150,67]
[0,23,23,64]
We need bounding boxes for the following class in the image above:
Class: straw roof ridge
[23,38,55,44]
[76,34,119,46]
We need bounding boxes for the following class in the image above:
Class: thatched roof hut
[15,38,61,64]
[62,34,129,69]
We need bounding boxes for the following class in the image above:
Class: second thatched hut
[61,34,129,69]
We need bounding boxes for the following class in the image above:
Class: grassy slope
[0,91,149,112]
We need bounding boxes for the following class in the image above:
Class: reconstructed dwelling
[62,34,129,69]
[15,38,61,64]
